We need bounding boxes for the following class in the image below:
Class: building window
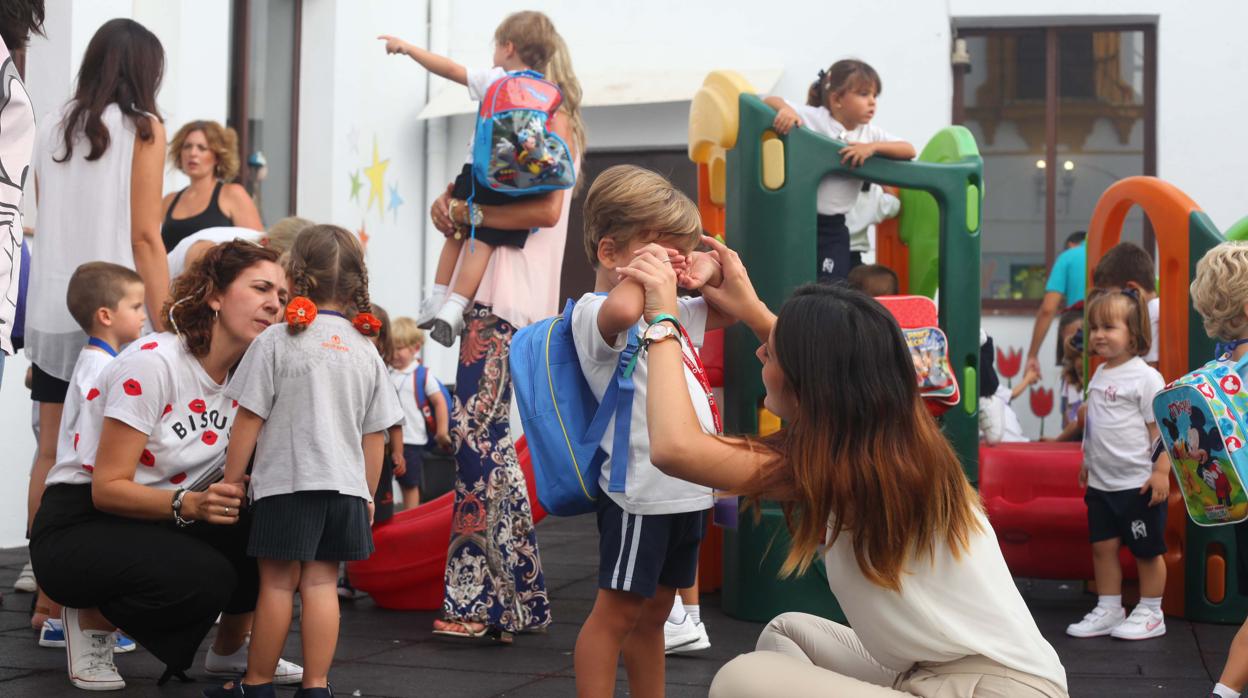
[229,0,302,224]
[953,24,1155,307]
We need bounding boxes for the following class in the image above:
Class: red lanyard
[675,324,722,434]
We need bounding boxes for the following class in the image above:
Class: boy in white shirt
[36,262,145,651]
[570,165,733,696]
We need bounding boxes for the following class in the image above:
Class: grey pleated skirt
[248,491,373,561]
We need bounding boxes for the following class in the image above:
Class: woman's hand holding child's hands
[840,142,877,168]
[187,482,245,525]
[616,244,681,323]
[772,106,802,135]
[679,250,724,291]
[1142,471,1170,506]
[697,236,771,335]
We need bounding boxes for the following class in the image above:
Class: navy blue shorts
[396,444,425,489]
[596,496,705,598]
[1085,486,1167,558]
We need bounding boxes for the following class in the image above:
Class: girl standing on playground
[764,59,915,283]
[208,225,403,697]
[1067,288,1171,641]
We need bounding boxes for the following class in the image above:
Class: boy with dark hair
[846,264,899,297]
[1092,242,1159,367]
[35,261,144,655]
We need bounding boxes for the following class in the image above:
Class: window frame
[952,22,1157,313]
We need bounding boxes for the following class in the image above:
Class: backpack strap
[581,326,641,494]
[415,365,428,410]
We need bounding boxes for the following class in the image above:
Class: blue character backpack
[509,300,638,516]
[1152,354,1248,526]
[414,365,454,437]
[472,70,576,196]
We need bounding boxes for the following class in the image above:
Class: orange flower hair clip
[353,312,381,336]
[285,296,318,327]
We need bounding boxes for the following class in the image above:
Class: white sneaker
[63,607,125,691]
[667,619,711,655]
[1111,605,1166,640]
[1066,605,1126,638]
[14,561,36,592]
[205,637,304,685]
[429,307,465,347]
[663,613,702,653]
[416,293,446,329]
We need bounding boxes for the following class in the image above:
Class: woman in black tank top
[161,120,262,250]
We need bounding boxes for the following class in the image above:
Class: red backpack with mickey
[471,70,576,195]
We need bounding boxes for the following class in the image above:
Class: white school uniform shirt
[461,66,509,164]
[846,183,901,254]
[45,333,238,489]
[782,99,900,216]
[227,316,403,502]
[571,294,715,515]
[823,509,1068,691]
[390,361,441,446]
[1083,356,1165,491]
[167,226,262,279]
[48,347,115,483]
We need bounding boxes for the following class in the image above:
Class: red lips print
[140,449,155,467]
[123,379,142,396]
[202,431,218,446]
[170,472,187,485]
[86,388,100,401]
[189,399,206,414]
[141,342,158,350]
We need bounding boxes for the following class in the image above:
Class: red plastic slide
[979,441,1139,580]
[348,438,547,610]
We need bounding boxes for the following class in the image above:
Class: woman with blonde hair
[161,120,262,250]
[620,238,1069,697]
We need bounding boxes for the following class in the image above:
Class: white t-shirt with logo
[45,333,237,489]
[782,99,900,216]
[391,362,441,446]
[227,315,404,502]
[571,294,714,515]
[1084,356,1166,490]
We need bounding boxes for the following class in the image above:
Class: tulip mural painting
[1030,386,1055,438]
[997,346,1023,388]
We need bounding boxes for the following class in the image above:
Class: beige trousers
[708,613,1068,698]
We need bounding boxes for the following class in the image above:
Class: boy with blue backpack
[524,164,729,696]
[388,317,451,510]
[1180,242,1248,698]
[380,11,576,348]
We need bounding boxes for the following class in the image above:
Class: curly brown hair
[169,119,241,181]
[165,240,280,357]
[285,225,372,335]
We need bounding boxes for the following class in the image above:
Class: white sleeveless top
[822,509,1068,691]
[26,103,138,380]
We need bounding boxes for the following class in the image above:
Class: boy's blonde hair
[1192,242,1248,341]
[495,11,557,73]
[582,165,702,267]
[391,317,425,349]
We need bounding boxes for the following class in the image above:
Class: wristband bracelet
[650,313,681,330]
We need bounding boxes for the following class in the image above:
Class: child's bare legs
[1218,619,1248,691]
[402,485,421,509]
[622,586,677,698]
[242,559,301,686]
[428,240,496,347]
[1136,554,1166,598]
[575,586,675,698]
[1092,538,1123,595]
[298,561,340,689]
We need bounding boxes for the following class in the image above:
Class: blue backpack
[471,70,576,196]
[1152,354,1248,526]
[415,365,453,436]
[510,300,639,516]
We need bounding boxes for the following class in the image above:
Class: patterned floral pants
[441,304,551,632]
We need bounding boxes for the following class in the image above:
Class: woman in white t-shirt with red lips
[29,241,302,692]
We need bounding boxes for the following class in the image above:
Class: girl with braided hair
[209,225,403,698]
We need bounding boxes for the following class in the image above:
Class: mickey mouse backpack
[1152,354,1248,526]
[875,295,960,416]
[472,70,576,195]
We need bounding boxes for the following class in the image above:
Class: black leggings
[30,484,258,672]
[816,214,850,283]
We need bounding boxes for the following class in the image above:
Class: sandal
[432,619,513,644]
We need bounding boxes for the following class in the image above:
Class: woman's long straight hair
[56,18,164,163]
[742,284,982,591]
